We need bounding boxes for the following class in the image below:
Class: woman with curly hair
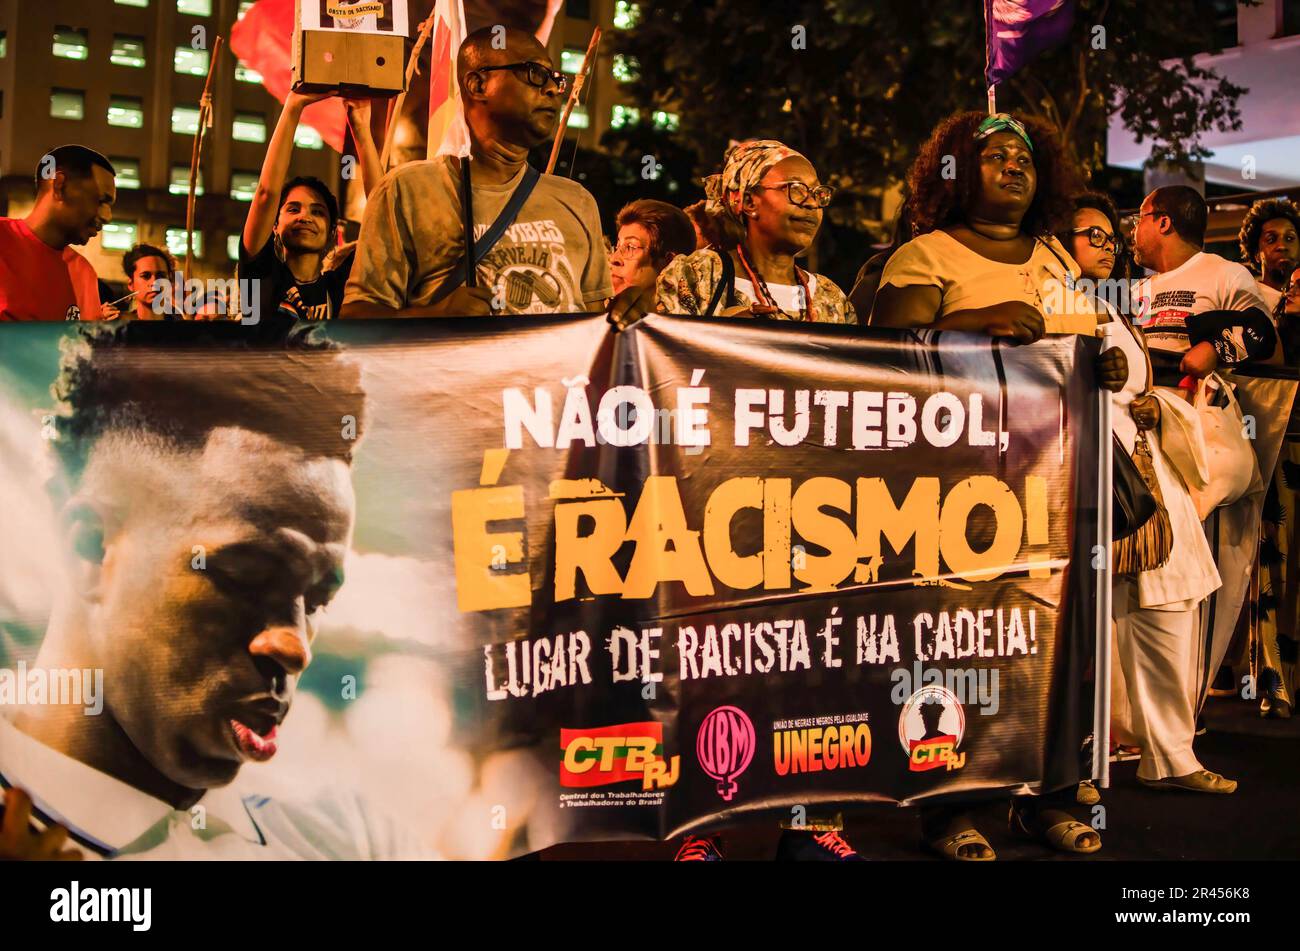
[1239,198,1300,316]
[870,111,1095,341]
[656,139,855,324]
[873,112,1126,861]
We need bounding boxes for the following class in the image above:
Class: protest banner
[0,317,1107,858]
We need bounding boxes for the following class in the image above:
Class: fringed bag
[1112,318,1174,575]
[1113,428,1174,574]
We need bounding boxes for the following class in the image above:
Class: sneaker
[1139,770,1237,794]
[775,829,866,861]
[674,835,724,861]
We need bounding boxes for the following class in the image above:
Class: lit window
[108,96,145,128]
[166,228,202,259]
[237,1,255,18]
[612,54,639,82]
[233,112,267,143]
[610,104,640,129]
[568,104,589,129]
[175,46,210,76]
[613,1,641,30]
[50,89,85,121]
[235,64,263,84]
[177,0,211,16]
[294,125,324,150]
[53,27,89,61]
[0,32,7,59]
[228,234,241,260]
[170,165,203,196]
[230,171,258,202]
[172,105,201,135]
[101,221,138,252]
[560,49,584,74]
[111,36,147,68]
[652,110,679,132]
[115,0,149,6]
[111,157,142,189]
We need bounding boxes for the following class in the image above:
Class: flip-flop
[923,827,996,861]
[1009,806,1101,854]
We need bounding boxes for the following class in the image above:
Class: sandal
[1009,805,1101,854]
[923,827,996,862]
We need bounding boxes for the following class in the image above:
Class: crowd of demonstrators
[342,27,610,319]
[3,29,1300,867]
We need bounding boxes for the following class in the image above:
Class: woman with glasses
[656,139,854,324]
[609,200,697,297]
[872,111,1126,861]
[1060,192,1229,813]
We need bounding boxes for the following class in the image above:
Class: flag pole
[546,26,600,175]
[186,33,223,300]
[380,9,438,171]
[982,0,996,115]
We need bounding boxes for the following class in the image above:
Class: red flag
[229,0,348,152]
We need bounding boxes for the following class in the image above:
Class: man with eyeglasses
[1129,185,1278,386]
[342,26,611,318]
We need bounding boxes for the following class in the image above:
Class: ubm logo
[49,882,151,932]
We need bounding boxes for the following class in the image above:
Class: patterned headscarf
[703,139,806,220]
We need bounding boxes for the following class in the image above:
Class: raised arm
[242,91,332,256]
[344,99,385,200]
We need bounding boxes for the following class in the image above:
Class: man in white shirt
[0,324,425,859]
[1131,185,1278,387]
[1237,198,1300,316]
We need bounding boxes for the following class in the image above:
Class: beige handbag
[1187,373,1259,519]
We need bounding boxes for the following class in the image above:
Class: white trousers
[1112,580,1204,781]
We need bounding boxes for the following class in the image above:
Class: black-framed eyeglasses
[475,61,568,94]
[1070,225,1119,252]
[753,180,835,209]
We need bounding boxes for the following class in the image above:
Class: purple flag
[985,0,1075,87]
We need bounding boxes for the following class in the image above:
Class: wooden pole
[545,27,600,175]
[186,34,223,301]
[380,9,438,170]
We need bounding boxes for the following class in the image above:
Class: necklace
[736,245,814,321]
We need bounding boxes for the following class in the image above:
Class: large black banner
[0,317,1103,859]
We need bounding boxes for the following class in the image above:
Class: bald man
[342,26,611,318]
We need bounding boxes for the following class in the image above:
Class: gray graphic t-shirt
[345,155,611,315]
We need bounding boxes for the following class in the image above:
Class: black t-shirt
[238,237,352,324]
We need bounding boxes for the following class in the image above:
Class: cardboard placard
[292,0,409,96]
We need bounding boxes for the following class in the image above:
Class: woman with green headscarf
[656,139,855,324]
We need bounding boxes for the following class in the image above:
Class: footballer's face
[75,427,354,790]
